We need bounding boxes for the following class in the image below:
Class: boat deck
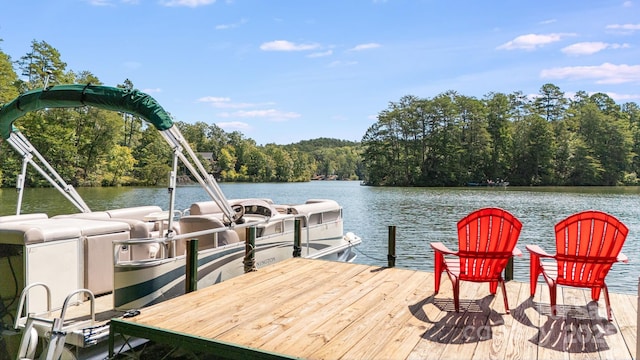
[109,258,637,359]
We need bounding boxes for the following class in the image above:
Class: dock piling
[388,225,396,268]
[185,239,198,293]
[244,227,257,273]
[505,257,514,281]
[293,219,302,257]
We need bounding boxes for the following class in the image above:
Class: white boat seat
[107,206,163,221]
[285,199,342,225]
[0,213,48,223]
[0,218,130,296]
[54,212,151,239]
[0,220,82,245]
[189,201,222,215]
[189,199,276,216]
[177,215,239,254]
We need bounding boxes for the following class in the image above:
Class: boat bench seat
[107,205,164,233]
[0,219,82,245]
[287,199,341,225]
[55,206,165,235]
[0,213,48,224]
[189,199,276,216]
[177,215,240,255]
[55,211,156,241]
[0,218,130,296]
[189,201,223,215]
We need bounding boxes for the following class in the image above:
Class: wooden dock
[108,258,637,359]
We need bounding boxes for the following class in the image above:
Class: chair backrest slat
[554,210,628,287]
[457,208,522,281]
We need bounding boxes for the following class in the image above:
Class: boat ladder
[14,284,95,360]
[17,315,66,360]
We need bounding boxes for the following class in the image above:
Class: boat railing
[59,289,95,326]
[14,282,52,329]
[112,209,344,266]
[112,214,293,266]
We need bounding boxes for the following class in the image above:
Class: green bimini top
[0,84,174,140]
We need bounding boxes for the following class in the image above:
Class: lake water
[2,182,640,294]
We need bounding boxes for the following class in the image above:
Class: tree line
[0,40,362,188]
[2,40,640,188]
[362,87,640,186]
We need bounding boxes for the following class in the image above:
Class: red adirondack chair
[526,210,629,321]
[430,207,523,313]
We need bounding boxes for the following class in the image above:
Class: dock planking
[109,258,637,359]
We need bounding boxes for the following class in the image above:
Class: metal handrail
[59,289,95,326]
[14,282,52,329]
[112,210,345,266]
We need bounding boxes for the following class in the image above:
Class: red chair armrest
[617,252,629,263]
[525,244,553,258]
[512,247,523,257]
[430,242,457,255]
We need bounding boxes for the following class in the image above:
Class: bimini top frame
[0,84,238,223]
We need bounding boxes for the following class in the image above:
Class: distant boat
[467,180,509,187]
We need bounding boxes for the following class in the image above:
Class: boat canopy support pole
[15,154,28,215]
[159,127,237,223]
[7,131,91,214]
[166,149,179,235]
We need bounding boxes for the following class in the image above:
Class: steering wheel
[231,203,245,223]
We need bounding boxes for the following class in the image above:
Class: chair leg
[529,253,541,297]
[591,287,602,302]
[549,283,557,317]
[452,278,460,312]
[434,252,444,294]
[499,278,510,314]
[602,284,612,321]
[489,280,498,295]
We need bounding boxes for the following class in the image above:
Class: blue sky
[1,1,639,145]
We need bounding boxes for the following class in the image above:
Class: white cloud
[260,40,320,51]
[606,23,640,34]
[539,19,557,25]
[540,63,640,84]
[603,92,640,101]
[87,0,113,6]
[328,60,358,67]
[348,43,381,51]
[561,42,630,55]
[160,0,215,7]
[623,1,633,7]
[216,121,251,130]
[497,33,575,50]
[217,109,301,122]
[198,96,231,103]
[198,96,274,109]
[307,50,333,58]
[216,18,247,30]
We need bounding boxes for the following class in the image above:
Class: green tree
[533,83,567,122]
[118,79,144,148]
[16,40,70,90]
[484,92,513,181]
[0,46,19,103]
[133,127,172,185]
[105,145,136,186]
[264,144,294,182]
[457,94,490,183]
